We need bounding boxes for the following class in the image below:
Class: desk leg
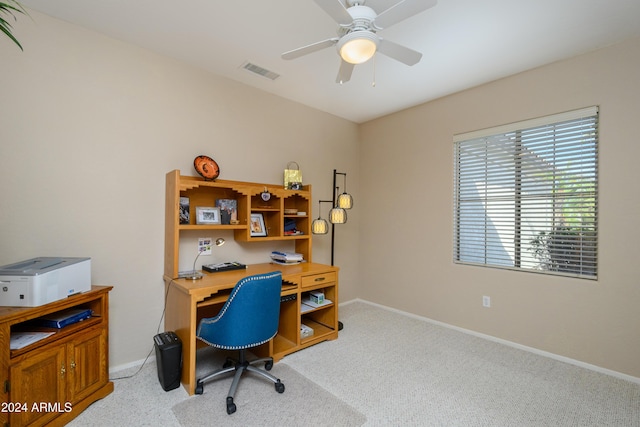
[164,282,197,395]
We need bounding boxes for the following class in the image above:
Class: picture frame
[195,207,221,225]
[250,213,267,237]
[179,197,190,225]
[216,199,238,225]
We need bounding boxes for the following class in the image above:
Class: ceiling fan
[282,0,437,83]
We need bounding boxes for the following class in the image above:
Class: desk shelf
[197,291,231,308]
[10,316,103,358]
[300,319,335,346]
[179,224,246,231]
[272,334,297,356]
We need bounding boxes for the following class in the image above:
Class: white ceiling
[19,0,640,123]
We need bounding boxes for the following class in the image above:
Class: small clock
[193,155,220,181]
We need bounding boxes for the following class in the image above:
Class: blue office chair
[195,271,285,414]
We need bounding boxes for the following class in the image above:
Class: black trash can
[153,331,182,391]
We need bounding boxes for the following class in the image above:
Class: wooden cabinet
[164,170,313,279]
[0,286,113,426]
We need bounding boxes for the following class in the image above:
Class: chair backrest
[196,271,282,350]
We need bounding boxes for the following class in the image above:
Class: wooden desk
[164,262,339,395]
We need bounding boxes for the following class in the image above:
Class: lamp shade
[337,192,353,209]
[329,207,347,224]
[312,218,329,235]
[338,31,378,65]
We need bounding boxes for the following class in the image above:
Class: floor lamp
[312,170,353,330]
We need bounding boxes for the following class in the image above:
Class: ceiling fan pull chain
[372,54,376,87]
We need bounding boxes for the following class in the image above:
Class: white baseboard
[341,298,640,385]
[113,299,639,384]
[110,352,156,376]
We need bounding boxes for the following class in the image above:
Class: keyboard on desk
[202,262,247,273]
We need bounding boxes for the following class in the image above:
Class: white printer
[0,257,91,307]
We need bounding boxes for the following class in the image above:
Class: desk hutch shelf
[165,170,313,278]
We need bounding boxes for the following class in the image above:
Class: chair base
[195,349,285,414]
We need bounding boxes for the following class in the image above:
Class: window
[453,107,598,279]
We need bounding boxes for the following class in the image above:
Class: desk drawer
[301,272,336,288]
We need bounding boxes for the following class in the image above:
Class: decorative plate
[193,155,220,181]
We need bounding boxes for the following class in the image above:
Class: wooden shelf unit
[165,170,312,279]
[164,170,340,395]
[0,286,113,427]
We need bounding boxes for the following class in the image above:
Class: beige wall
[360,36,640,379]
[3,9,639,380]
[0,11,360,368]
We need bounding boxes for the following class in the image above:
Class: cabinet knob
[70,360,76,369]
[60,363,66,376]
[315,277,326,282]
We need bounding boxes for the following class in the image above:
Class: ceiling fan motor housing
[339,5,377,34]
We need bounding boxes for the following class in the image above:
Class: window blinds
[453,107,598,279]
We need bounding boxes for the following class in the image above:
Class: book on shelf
[301,303,315,313]
[270,251,303,264]
[271,259,305,266]
[283,218,304,235]
[302,298,332,309]
[35,308,93,329]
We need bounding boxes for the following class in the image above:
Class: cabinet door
[68,327,108,403]
[9,345,67,427]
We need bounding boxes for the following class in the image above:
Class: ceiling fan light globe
[338,31,378,64]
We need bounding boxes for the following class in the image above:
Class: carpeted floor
[68,301,640,426]
[173,363,365,426]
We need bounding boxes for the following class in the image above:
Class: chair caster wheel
[226,397,236,415]
[195,381,204,395]
[275,380,285,393]
[265,360,273,370]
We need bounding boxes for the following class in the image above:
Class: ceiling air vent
[240,62,280,81]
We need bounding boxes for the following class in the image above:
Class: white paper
[10,332,55,350]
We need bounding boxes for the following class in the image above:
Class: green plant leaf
[0,0,25,50]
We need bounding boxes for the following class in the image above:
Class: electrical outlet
[482,295,491,308]
[198,238,212,255]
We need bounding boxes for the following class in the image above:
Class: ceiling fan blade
[282,38,339,60]
[336,60,354,83]
[313,0,353,25]
[373,0,437,29]
[377,38,423,66]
